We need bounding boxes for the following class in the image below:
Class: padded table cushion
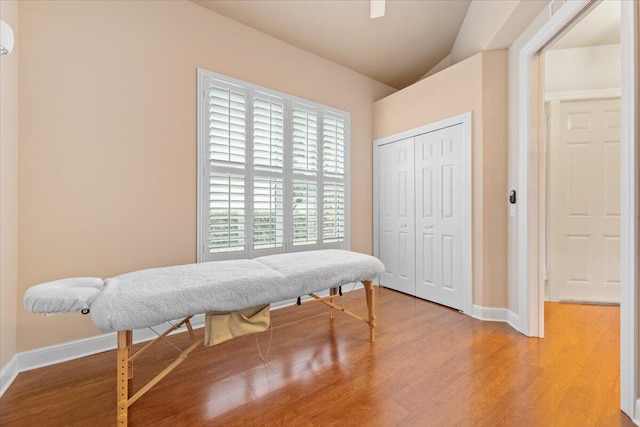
[24,277,105,314]
[90,259,284,332]
[25,250,385,332]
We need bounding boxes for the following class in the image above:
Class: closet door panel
[377,138,416,296]
[415,124,465,310]
[415,132,438,300]
[378,147,396,285]
[437,124,465,310]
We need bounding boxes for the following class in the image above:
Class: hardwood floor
[0,287,634,426]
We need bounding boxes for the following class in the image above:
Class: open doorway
[512,0,638,419]
[537,1,624,415]
[542,0,621,305]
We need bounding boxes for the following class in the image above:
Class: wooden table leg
[126,330,133,379]
[329,287,338,319]
[117,330,130,425]
[363,280,376,343]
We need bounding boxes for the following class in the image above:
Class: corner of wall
[480,49,509,309]
[0,0,20,374]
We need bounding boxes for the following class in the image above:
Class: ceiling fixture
[370,0,385,19]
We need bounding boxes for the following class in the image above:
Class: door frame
[373,112,473,316]
[513,0,638,418]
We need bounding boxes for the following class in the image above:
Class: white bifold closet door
[378,137,416,295]
[414,125,465,310]
[377,124,465,311]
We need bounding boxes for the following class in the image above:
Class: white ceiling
[550,0,620,50]
[191,0,471,89]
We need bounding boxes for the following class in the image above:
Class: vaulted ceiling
[192,0,471,89]
[191,0,619,90]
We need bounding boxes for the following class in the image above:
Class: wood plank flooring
[0,287,634,426]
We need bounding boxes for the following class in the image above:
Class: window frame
[197,68,351,262]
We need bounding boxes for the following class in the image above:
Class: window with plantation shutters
[197,69,350,261]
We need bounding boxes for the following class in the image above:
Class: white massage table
[24,249,384,425]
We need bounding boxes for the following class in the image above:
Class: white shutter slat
[253,177,284,249]
[208,84,246,167]
[322,182,345,243]
[254,96,284,172]
[292,106,318,175]
[322,115,345,178]
[209,174,245,253]
[292,180,318,246]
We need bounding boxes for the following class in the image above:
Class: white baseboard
[0,283,363,397]
[17,314,207,374]
[507,310,520,332]
[470,306,522,335]
[0,355,18,397]
[634,399,640,426]
[0,315,206,399]
[471,305,508,322]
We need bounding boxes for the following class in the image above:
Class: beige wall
[17,0,394,351]
[545,44,621,94]
[373,50,509,308]
[480,50,509,307]
[0,0,19,372]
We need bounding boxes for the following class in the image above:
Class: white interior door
[548,98,621,304]
[415,124,466,310]
[377,138,416,295]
